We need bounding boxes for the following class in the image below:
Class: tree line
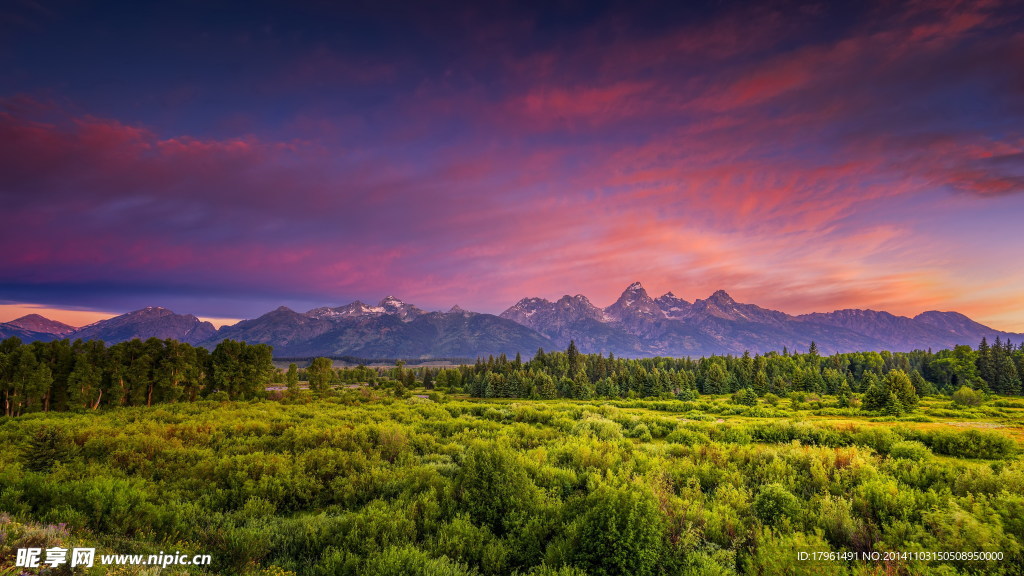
[4,334,1023,417]
[456,339,1024,403]
[0,337,274,416]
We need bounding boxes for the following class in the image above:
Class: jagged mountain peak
[656,291,689,303]
[611,282,654,305]
[707,289,735,304]
[620,282,649,297]
[517,296,553,306]
[378,296,425,321]
[655,292,692,319]
[690,290,790,324]
[556,294,596,306]
[303,297,425,322]
[605,282,663,323]
[614,278,647,293]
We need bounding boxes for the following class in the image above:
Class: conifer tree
[566,340,580,374]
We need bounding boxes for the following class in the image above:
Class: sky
[1,0,1023,331]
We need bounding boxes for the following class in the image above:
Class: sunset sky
[2,0,1023,331]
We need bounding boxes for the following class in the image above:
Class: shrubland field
[1,389,1023,576]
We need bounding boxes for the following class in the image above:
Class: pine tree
[977,337,996,387]
[835,380,853,408]
[862,380,889,412]
[733,388,758,406]
[884,369,918,411]
[909,370,936,396]
[567,340,580,374]
[753,370,769,396]
[703,363,731,395]
[533,372,557,399]
[23,426,78,472]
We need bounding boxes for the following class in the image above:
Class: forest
[1,337,1023,575]
[2,336,1023,414]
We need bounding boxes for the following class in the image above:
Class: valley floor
[1,392,1023,575]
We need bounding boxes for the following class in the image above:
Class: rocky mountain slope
[5,287,1022,358]
[500,283,1024,356]
[206,297,554,358]
[68,307,217,345]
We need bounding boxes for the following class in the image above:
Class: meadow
[1,388,1022,576]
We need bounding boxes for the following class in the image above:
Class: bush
[851,427,901,454]
[455,442,541,535]
[888,440,931,461]
[665,428,710,446]
[573,417,623,442]
[952,386,985,407]
[732,388,758,406]
[570,484,664,576]
[361,545,475,576]
[625,423,653,442]
[925,429,1017,459]
[753,483,800,526]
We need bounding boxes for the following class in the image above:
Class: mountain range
[3,283,1022,358]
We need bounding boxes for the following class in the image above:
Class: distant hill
[4,314,76,336]
[68,307,216,345]
[0,313,78,342]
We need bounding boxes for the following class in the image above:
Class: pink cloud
[2,1,1024,331]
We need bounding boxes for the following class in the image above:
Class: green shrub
[951,386,985,407]
[753,483,800,526]
[925,429,1017,459]
[731,388,758,406]
[569,484,664,576]
[665,428,710,446]
[851,427,901,454]
[361,545,475,576]
[625,423,653,442]
[455,441,541,536]
[573,416,623,442]
[888,440,931,461]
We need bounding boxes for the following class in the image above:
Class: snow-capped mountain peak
[304,296,424,322]
[655,292,692,319]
